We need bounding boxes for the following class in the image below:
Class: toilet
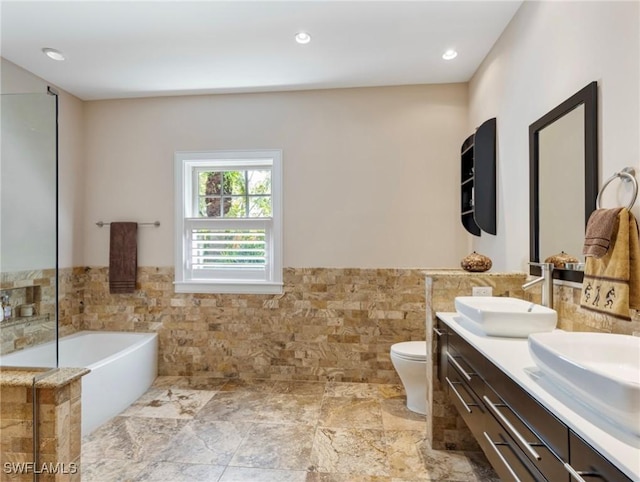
[390,341,428,415]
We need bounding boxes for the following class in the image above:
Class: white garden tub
[0,331,158,436]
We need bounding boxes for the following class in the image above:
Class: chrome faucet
[522,262,554,308]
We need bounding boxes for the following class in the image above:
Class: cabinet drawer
[485,359,569,465]
[434,319,448,386]
[484,385,568,482]
[447,331,485,395]
[569,431,632,482]
[482,408,548,482]
[446,364,485,436]
[448,329,486,374]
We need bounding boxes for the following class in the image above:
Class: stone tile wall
[0,270,57,321]
[0,268,82,357]
[37,380,82,482]
[1,269,57,357]
[82,267,427,383]
[8,266,635,372]
[0,370,83,482]
[0,317,55,358]
[57,268,85,339]
[552,283,640,333]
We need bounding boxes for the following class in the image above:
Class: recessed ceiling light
[295,32,311,45]
[442,49,458,60]
[42,48,66,61]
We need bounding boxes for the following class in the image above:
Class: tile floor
[81,378,498,481]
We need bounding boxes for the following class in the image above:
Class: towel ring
[595,167,638,210]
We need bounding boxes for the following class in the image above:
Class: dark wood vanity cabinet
[445,340,486,438]
[446,328,563,481]
[482,406,547,482]
[437,317,632,482]
[569,431,632,481]
[434,319,448,386]
[460,118,496,236]
[483,361,568,480]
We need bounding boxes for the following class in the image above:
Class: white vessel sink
[529,331,640,436]
[454,296,557,337]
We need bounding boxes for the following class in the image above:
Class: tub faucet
[523,262,554,308]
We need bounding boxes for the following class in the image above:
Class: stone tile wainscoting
[10,266,634,377]
[82,267,427,382]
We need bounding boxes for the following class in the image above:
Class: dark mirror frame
[529,81,598,282]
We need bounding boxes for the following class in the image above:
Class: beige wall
[83,84,469,268]
[58,83,86,270]
[4,1,638,274]
[1,58,86,269]
[469,1,640,271]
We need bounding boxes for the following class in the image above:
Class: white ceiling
[1,1,522,101]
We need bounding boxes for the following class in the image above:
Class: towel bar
[96,221,160,228]
[595,167,638,210]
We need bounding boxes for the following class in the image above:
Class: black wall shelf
[460,118,496,236]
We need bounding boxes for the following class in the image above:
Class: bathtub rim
[0,330,158,371]
[63,330,158,370]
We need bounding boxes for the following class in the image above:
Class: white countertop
[437,312,640,481]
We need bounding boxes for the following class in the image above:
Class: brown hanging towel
[582,207,622,258]
[581,209,640,320]
[109,222,138,294]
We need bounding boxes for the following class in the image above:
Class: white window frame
[174,149,283,294]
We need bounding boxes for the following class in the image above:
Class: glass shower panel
[0,92,58,368]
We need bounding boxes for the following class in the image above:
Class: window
[174,150,283,294]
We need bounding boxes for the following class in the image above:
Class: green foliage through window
[197,170,271,218]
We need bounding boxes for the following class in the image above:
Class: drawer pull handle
[433,327,446,337]
[483,431,523,482]
[563,462,598,482]
[482,395,542,461]
[445,377,476,413]
[446,353,474,381]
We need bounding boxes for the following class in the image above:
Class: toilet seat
[390,341,427,362]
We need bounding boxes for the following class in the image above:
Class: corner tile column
[0,368,88,482]
[424,269,526,451]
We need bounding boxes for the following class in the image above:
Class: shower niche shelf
[0,313,51,330]
[0,284,49,328]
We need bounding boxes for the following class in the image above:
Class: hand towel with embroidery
[580,209,640,320]
[582,208,622,258]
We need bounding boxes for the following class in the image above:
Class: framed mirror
[529,82,598,282]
